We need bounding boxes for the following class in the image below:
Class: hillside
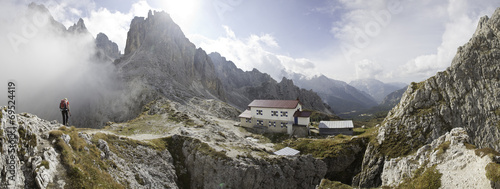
[354,7,500,188]
[0,98,337,188]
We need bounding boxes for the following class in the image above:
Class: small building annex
[238,99,311,135]
[318,120,354,135]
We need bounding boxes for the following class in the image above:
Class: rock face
[286,73,378,114]
[210,52,333,114]
[170,135,326,189]
[381,128,491,188]
[95,33,120,61]
[116,11,225,102]
[0,111,65,189]
[355,8,500,187]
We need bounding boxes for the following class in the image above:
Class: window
[246,118,251,123]
[256,110,263,115]
[271,111,278,116]
[257,120,263,126]
[269,121,276,127]
[281,122,287,128]
[280,111,288,117]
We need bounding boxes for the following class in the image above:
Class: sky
[8,0,500,84]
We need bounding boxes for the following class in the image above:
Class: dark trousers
[62,110,69,126]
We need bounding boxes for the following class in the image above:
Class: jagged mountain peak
[95,32,121,61]
[116,9,225,103]
[124,10,190,55]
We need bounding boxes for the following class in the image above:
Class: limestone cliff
[116,11,225,102]
[95,33,120,61]
[355,8,500,187]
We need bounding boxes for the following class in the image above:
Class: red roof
[293,110,312,118]
[248,100,300,109]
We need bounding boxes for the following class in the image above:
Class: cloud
[390,0,496,82]
[355,59,383,79]
[189,26,319,80]
[0,2,148,127]
[318,0,497,83]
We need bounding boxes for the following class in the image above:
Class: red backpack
[60,99,68,110]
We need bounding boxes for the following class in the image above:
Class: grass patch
[465,142,476,150]
[486,162,500,182]
[475,148,500,157]
[52,128,124,188]
[38,160,50,169]
[411,81,425,91]
[396,165,442,189]
[317,179,352,189]
[435,141,451,157]
[377,125,430,158]
[281,136,366,159]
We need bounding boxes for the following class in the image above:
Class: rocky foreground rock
[355,7,500,187]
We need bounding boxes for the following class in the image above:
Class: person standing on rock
[59,98,71,126]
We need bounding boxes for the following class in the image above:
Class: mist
[0,2,152,128]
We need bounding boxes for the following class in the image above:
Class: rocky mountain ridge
[209,52,333,113]
[355,7,500,187]
[286,73,378,114]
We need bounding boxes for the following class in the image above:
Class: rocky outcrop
[169,135,326,189]
[209,52,333,114]
[381,128,491,188]
[356,8,500,187]
[0,110,65,189]
[116,11,225,102]
[95,33,120,61]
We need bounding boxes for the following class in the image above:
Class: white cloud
[391,0,495,82]
[355,59,383,79]
[319,0,497,83]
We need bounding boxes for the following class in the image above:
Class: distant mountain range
[349,79,407,103]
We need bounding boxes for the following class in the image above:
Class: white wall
[297,117,310,126]
[250,106,300,122]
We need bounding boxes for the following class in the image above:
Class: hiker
[59,98,71,126]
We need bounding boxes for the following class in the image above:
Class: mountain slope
[209,52,333,114]
[377,87,407,110]
[287,74,378,114]
[115,11,225,103]
[349,78,406,103]
[355,8,500,187]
